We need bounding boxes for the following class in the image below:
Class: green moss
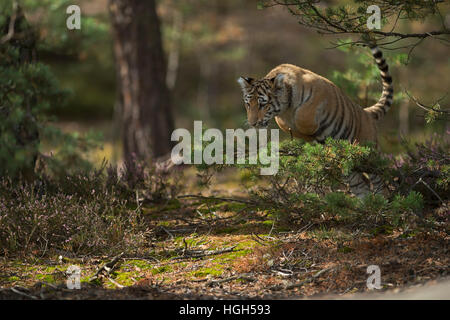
[337,246,353,253]
[221,202,247,212]
[7,276,20,282]
[209,240,257,264]
[44,266,56,273]
[113,271,138,287]
[88,277,103,286]
[371,225,394,235]
[157,221,173,227]
[213,249,251,263]
[126,260,153,270]
[189,266,224,278]
[36,274,55,283]
[151,265,173,275]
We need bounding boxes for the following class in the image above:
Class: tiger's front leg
[274,86,328,141]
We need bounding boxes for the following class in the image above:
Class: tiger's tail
[364,45,394,120]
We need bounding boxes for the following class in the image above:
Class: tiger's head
[237,74,285,128]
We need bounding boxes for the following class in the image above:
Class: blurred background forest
[2,0,449,169]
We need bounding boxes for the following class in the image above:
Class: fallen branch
[90,252,124,282]
[416,177,444,204]
[206,274,256,286]
[10,286,38,300]
[172,245,238,260]
[270,267,334,291]
[108,277,125,289]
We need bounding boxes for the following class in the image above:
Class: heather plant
[393,134,449,206]
[0,179,144,256]
[0,158,183,256]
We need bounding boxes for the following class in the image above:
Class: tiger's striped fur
[238,45,393,196]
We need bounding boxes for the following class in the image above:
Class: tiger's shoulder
[264,63,338,89]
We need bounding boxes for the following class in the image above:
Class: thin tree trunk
[109,0,174,163]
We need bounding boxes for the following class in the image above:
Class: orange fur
[238,45,393,147]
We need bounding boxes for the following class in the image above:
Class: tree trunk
[109,0,174,163]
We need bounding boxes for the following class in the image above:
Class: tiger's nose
[249,121,257,127]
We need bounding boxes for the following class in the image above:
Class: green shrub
[0,159,183,256]
[196,137,446,233]
[0,2,100,180]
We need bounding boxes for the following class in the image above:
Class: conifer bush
[198,137,448,233]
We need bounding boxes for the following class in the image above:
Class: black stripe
[300,85,305,105]
[376,59,386,66]
[272,98,280,112]
[382,75,392,83]
[348,109,356,142]
[303,87,312,104]
[336,98,347,139]
[286,84,293,109]
[330,94,345,138]
[274,94,281,110]
[313,112,331,138]
[341,106,353,140]
[373,51,382,59]
[313,91,339,138]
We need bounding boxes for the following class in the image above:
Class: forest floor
[0,173,448,300]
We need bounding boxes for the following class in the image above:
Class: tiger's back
[266,63,378,145]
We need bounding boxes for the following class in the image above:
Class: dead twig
[416,177,444,204]
[172,245,239,260]
[108,277,125,289]
[404,89,449,116]
[160,226,174,239]
[269,267,334,291]
[122,256,160,263]
[10,286,39,300]
[89,252,124,282]
[206,274,256,286]
[251,233,271,246]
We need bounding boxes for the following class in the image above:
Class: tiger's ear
[270,73,285,88]
[237,77,253,91]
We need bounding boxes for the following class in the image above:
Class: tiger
[237,44,393,197]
